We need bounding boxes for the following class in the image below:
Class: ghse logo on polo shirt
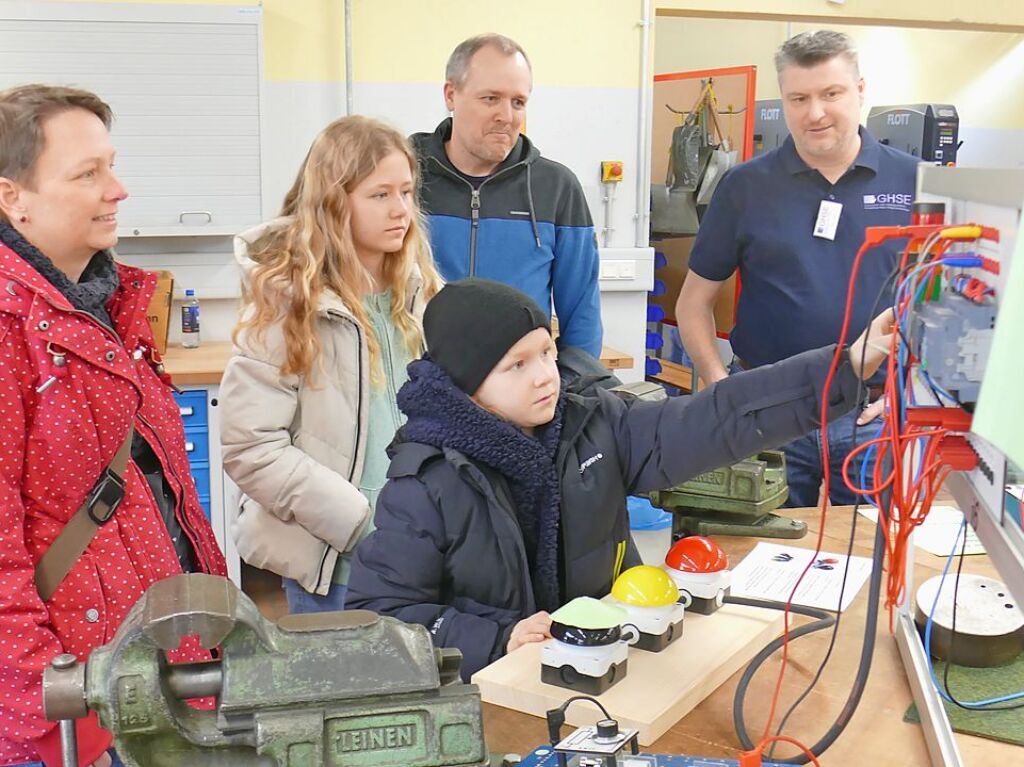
[863,192,913,212]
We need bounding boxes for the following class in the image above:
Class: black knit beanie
[424,278,551,395]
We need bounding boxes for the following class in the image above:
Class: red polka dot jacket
[0,243,226,766]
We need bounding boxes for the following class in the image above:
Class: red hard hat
[665,536,728,573]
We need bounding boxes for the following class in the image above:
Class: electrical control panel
[913,167,1024,610]
[911,291,996,403]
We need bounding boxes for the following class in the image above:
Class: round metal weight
[915,574,1024,667]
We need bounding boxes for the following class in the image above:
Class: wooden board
[552,319,633,371]
[162,341,233,385]
[472,602,783,746]
[600,345,634,371]
[649,358,697,393]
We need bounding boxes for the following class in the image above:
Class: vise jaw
[44,574,488,767]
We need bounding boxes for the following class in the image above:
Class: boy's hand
[848,308,896,381]
[90,754,113,767]
[857,397,885,426]
[507,611,553,653]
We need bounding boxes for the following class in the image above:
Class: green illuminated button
[551,597,626,629]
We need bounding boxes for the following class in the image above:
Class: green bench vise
[43,573,488,767]
[648,450,806,540]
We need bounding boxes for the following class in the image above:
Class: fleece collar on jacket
[397,357,565,611]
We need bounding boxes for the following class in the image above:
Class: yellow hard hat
[611,565,679,607]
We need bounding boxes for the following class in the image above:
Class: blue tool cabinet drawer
[172,389,213,521]
[173,390,208,428]
[182,427,211,462]
[197,493,211,520]
[189,465,211,498]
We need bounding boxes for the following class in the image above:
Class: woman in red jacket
[0,85,226,767]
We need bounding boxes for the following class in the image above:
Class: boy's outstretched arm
[614,344,863,495]
[345,477,520,680]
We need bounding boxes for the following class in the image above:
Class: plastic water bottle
[181,289,200,349]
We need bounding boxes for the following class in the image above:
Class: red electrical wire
[756,231,880,748]
[835,233,974,624]
[740,736,823,767]
[754,225,977,759]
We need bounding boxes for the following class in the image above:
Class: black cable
[545,695,614,746]
[724,597,836,627]
[732,520,887,763]
[941,524,1024,711]
[763,263,905,758]
[559,694,611,719]
[732,258,908,763]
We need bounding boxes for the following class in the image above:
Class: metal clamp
[86,469,126,525]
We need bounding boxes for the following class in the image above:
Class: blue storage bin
[197,495,211,520]
[664,325,694,369]
[628,495,672,531]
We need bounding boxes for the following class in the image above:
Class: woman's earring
[18,215,27,223]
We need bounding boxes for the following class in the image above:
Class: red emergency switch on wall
[601,160,624,183]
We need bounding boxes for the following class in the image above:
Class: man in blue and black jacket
[410,33,603,357]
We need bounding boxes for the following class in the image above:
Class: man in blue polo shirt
[675,30,920,507]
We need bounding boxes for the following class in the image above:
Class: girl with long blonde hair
[220,116,442,613]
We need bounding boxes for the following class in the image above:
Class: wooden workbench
[481,506,1021,765]
[161,342,235,385]
[162,341,635,385]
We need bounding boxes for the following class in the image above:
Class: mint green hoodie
[333,290,412,585]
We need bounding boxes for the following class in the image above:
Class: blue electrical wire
[919,369,959,405]
[891,253,975,429]
[923,518,1024,707]
[892,257,974,483]
[853,254,928,507]
[857,419,886,508]
[856,255,937,507]
[853,261,920,509]
[892,260,938,412]
[871,262,946,512]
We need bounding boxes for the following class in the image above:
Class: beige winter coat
[220,218,426,594]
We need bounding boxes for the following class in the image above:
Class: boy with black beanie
[346,278,894,679]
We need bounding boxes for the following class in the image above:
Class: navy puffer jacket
[346,345,861,679]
